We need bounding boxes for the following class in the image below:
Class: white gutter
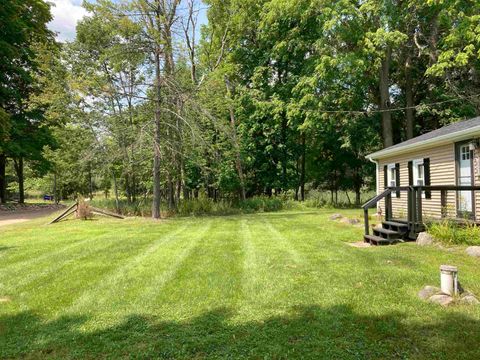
[368,157,379,211]
[368,157,378,194]
[367,124,480,160]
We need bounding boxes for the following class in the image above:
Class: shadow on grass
[1,304,479,359]
[0,246,15,252]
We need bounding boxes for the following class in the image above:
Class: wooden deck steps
[364,234,399,246]
[364,219,413,246]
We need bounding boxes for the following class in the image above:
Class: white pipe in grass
[440,265,458,296]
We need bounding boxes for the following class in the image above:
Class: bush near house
[427,220,480,246]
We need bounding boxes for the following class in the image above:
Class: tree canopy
[1,0,479,211]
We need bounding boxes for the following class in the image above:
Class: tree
[0,0,55,203]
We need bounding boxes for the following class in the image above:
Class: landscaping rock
[459,294,480,305]
[466,246,480,258]
[340,217,360,225]
[330,214,343,220]
[418,286,440,300]
[429,294,454,307]
[416,232,434,246]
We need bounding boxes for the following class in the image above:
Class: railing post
[417,186,423,230]
[364,209,369,236]
[441,190,447,218]
[411,187,417,236]
[385,192,392,221]
[407,186,412,227]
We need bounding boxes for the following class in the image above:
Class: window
[461,145,471,161]
[387,164,396,187]
[413,159,425,186]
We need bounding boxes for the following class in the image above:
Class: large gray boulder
[416,232,434,246]
[330,213,343,220]
[429,294,454,307]
[459,294,480,305]
[418,286,440,300]
[466,246,480,258]
[340,217,360,225]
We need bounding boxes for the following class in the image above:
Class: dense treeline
[1,0,480,216]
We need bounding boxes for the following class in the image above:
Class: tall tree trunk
[379,48,393,148]
[168,176,175,209]
[0,154,6,204]
[14,157,24,204]
[112,171,120,213]
[405,54,415,139]
[54,172,58,204]
[131,174,136,203]
[176,115,184,205]
[281,115,288,191]
[125,174,132,203]
[89,166,94,199]
[355,187,361,206]
[152,48,162,219]
[225,78,246,201]
[300,133,306,201]
[164,20,177,212]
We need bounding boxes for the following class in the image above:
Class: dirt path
[0,208,61,227]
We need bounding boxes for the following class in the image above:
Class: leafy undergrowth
[90,190,377,218]
[427,220,480,246]
[1,210,480,359]
[90,196,298,217]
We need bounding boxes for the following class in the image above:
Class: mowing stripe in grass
[151,217,244,316]
[3,232,148,292]
[234,216,309,319]
[122,221,213,314]
[0,231,113,276]
[262,217,302,264]
[94,221,212,312]
[65,223,191,314]
[0,226,113,267]
[1,224,193,315]
[239,218,262,307]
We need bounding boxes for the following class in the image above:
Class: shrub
[90,196,289,217]
[177,198,238,217]
[304,189,376,209]
[237,196,293,213]
[427,220,480,246]
[76,199,93,220]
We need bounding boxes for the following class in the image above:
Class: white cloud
[48,0,89,42]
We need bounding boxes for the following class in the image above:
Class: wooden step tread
[391,219,408,224]
[364,235,397,245]
[374,228,401,235]
[383,221,409,228]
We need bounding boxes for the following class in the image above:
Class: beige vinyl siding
[377,143,457,220]
[475,149,480,221]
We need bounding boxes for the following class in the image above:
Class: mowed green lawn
[1,210,480,359]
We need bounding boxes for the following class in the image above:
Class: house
[362,116,480,245]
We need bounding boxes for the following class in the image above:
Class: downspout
[368,156,379,212]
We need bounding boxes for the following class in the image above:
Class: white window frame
[412,158,426,198]
[461,145,471,161]
[387,163,397,188]
[412,159,425,186]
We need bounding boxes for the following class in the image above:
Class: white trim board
[367,125,480,160]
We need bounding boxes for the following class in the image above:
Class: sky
[48,0,88,42]
[47,0,208,42]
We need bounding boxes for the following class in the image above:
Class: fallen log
[90,207,125,219]
[49,202,78,224]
